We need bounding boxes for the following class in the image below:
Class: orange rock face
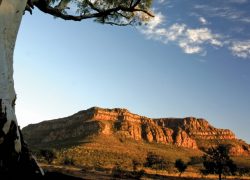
[22,107,250,156]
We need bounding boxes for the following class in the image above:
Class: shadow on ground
[44,172,83,180]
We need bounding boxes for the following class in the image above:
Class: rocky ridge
[22,107,250,156]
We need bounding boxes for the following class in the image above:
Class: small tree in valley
[40,149,56,164]
[175,159,188,177]
[202,144,237,180]
[144,152,170,170]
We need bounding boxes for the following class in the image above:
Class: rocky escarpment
[155,117,236,140]
[22,107,250,156]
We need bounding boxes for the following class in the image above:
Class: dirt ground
[41,165,250,180]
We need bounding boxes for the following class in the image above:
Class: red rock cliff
[22,107,250,156]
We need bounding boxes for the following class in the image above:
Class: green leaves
[33,0,153,24]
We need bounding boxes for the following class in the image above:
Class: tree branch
[30,0,153,22]
[86,0,101,13]
[132,0,142,8]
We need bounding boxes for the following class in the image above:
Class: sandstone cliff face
[22,107,250,156]
[155,117,236,140]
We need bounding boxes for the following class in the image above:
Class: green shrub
[238,167,250,176]
[39,149,56,164]
[188,156,203,165]
[111,165,127,178]
[63,156,75,166]
[144,152,170,170]
[175,159,188,177]
[112,165,145,179]
[131,169,145,179]
[132,159,141,171]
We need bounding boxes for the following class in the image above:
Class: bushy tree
[238,167,250,177]
[201,145,237,180]
[175,159,187,177]
[62,155,75,166]
[132,159,141,171]
[40,149,56,164]
[144,152,170,170]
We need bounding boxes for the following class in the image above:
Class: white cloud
[167,24,186,41]
[199,17,207,25]
[140,7,250,59]
[194,4,250,24]
[242,17,250,23]
[230,41,250,58]
[229,0,248,4]
[176,28,222,54]
[158,0,166,4]
[186,28,223,46]
[179,41,202,54]
[140,16,222,56]
[147,12,165,30]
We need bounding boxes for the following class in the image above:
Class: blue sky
[14,0,250,143]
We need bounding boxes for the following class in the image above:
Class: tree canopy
[175,159,188,177]
[26,0,153,25]
[202,145,237,180]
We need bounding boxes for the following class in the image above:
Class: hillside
[22,107,250,157]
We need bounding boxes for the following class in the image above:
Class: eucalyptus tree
[202,145,237,180]
[0,0,153,177]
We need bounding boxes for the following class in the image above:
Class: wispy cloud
[180,28,222,54]
[140,14,222,55]
[230,41,250,58]
[139,1,250,59]
[228,0,249,4]
[158,0,166,4]
[199,17,208,25]
[146,12,165,30]
[179,41,202,54]
[194,4,250,24]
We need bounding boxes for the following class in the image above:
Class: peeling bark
[0,0,43,177]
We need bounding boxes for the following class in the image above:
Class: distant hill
[22,107,250,157]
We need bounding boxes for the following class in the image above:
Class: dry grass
[34,134,250,179]
[52,134,202,170]
[233,156,250,168]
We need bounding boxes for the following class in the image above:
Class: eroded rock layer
[22,107,250,156]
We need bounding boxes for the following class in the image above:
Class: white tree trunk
[0,0,27,153]
[0,0,44,177]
